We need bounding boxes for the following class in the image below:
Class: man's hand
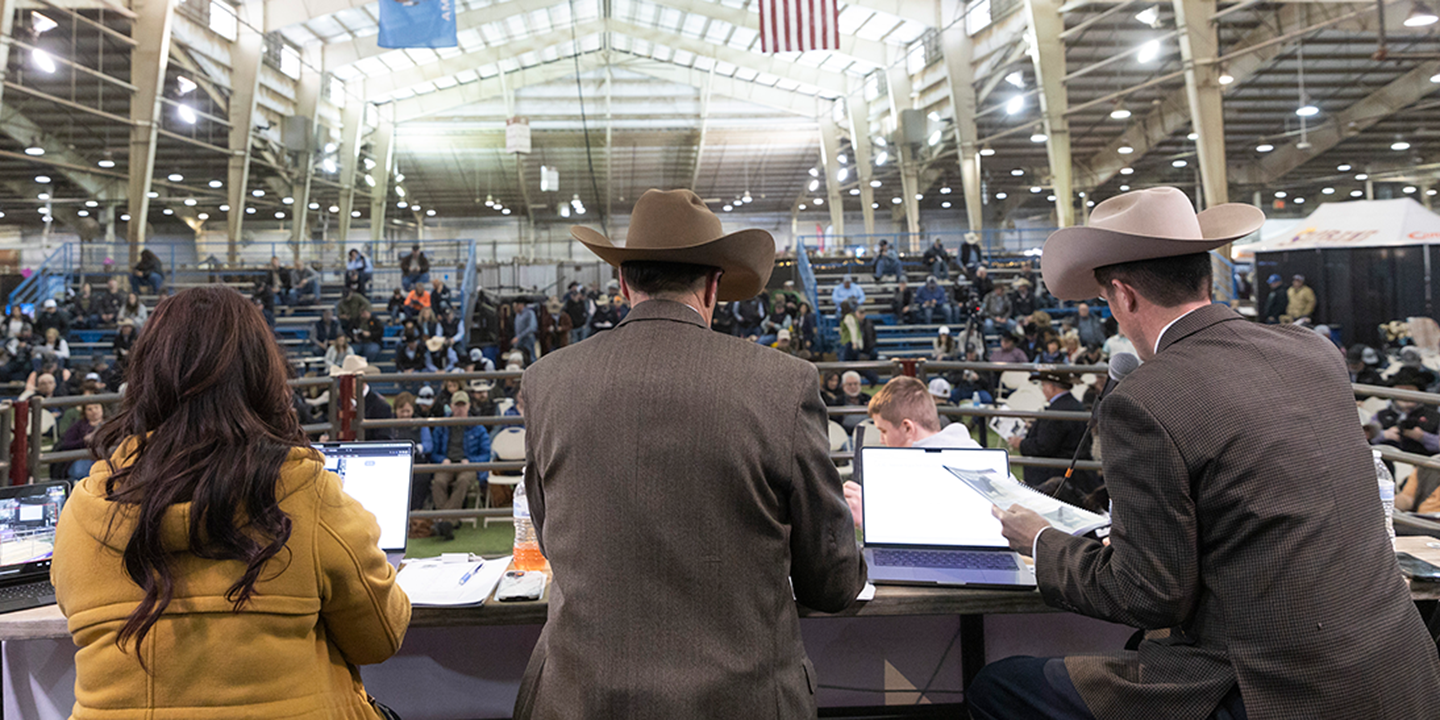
[991,504,1052,556]
[1403,426,1426,442]
[441,458,452,465]
[842,481,863,529]
[1384,426,1403,443]
[1006,435,1023,450]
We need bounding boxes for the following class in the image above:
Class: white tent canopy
[1240,199,1440,258]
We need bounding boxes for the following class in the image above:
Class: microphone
[1051,352,1140,499]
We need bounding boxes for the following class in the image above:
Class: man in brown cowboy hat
[978,187,1440,719]
[514,188,865,720]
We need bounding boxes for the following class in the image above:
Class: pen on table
[458,564,482,586]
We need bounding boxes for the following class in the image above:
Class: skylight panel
[332,65,363,82]
[611,33,632,51]
[540,44,560,62]
[652,45,673,62]
[672,49,695,66]
[527,8,552,34]
[613,0,635,21]
[753,72,781,86]
[333,7,376,32]
[518,50,540,67]
[433,75,459,89]
[853,17,893,42]
[794,51,827,67]
[658,7,683,31]
[549,3,572,26]
[391,87,418,100]
[632,38,652,55]
[574,0,600,20]
[838,6,876,34]
[713,60,737,76]
[704,21,733,44]
[452,69,479,85]
[890,20,927,44]
[506,15,527,38]
[733,67,758,82]
[476,63,500,78]
[776,78,802,92]
[681,14,707,37]
[693,55,714,71]
[580,33,602,51]
[379,52,416,72]
[481,23,506,45]
[498,57,521,72]
[352,56,389,77]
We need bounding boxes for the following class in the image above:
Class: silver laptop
[315,442,415,567]
[858,446,1035,589]
[0,481,69,613]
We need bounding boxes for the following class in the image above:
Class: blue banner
[378,0,457,49]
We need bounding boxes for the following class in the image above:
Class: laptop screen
[859,446,1011,548]
[0,482,69,575]
[314,442,414,554]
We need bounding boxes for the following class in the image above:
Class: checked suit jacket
[513,299,867,720]
[1036,303,1440,720]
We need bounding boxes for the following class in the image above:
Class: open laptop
[0,481,69,614]
[858,446,1035,589]
[315,442,415,567]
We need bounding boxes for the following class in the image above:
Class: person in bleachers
[916,275,955,324]
[394,336,426,374]
[424,337,458,373]
[1074,302,1106,348]
[401,244,430,292]
[841,376,982,527]
[1374,366,1440,456]
[17,371,55,403]
[439,306,463,345]
[1396,464,1440,515]
[5,304,31,339]
[969,264,995,299]
[312,308,341,354]
[35,298,70,339]
[332,356,394,440]
[513,298,539,361]
[838,370,870,433]
[757,299,791,345]
[432,277,454,317]
[794,301,818,351]
[544,297,572,353]
[933,326,958,361]
[55,373,106,437]
[820,371,844,406]
[873,238,904,282]
[960,233,984,271]
[980,282,1013,337]
[323,336,355,374]
[1101,320,1137,359]
[1061,331,1084,364]
[130,248,164,295]
[345,247,373,296]
[731,293,766,337]
[292,259,321,305]
[1077,343,1105,366]
[890,278,916,324]
[838,301,862,362]
[34,327,70,371]
[389,392,431,512]
[711,301,735,335]
[95,277,122,327]
[335,286,370,333]
[55,401,103,480]
[404,283,432,319]
[421,392,492,514]
[111,320,137,370]
[923,238,951,280]
[1347,345,1384,386]
[1,325,35,380]
[989,330,1029,364]
[468,379,498,416]
[1010,278,1038,319]
[1036,335,1067,364]
[1286,273,1316,322]
[950,349,995,404]
[465,347,495,374]
[265,256,294,307]
[830,274,865,320]
[1006,370,1089,490]
[415,306,442,340]
[118,292,147,331]
[384,288,406,322]
[68,283,99,329]
[415,385,437,415]
[587,294,620,336]
[1259,273,1285,323]
[348,309,384,362]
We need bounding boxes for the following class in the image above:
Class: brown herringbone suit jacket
[1037,303,1440,720]
[514,299,867,720]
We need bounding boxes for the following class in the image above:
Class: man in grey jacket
[515,189,866,719]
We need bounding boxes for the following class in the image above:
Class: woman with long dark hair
[52,286,409,718]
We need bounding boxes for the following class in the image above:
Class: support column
[227,0,264,264]
[335,101,365,244]
[127,0,176,263]
[846,99,877,235]
[290,54,323,246]
[0,0,17,111]
[369,121,395,243]
[1023,0,1074,228]
[941,8,983,232]
[1172,0,1228,210]
[818,118,845,239]
[887,65,921,241]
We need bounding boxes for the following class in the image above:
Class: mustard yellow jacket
[52,446,410,719]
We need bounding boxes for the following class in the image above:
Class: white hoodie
[912,422,981,449]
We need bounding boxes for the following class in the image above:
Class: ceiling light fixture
[1011,168,1025,177]
[1120,167,1135,175]
[1256,141,1274,153]
[31,49,56,74]
[1392,140,1412,151]
[995,192,1008,199]
[177,76,198,95]
[31,13,58,34]
[1405,1,1439,27]
[875,150,889,165]
[1031,133,1048,143]
[979,144,995,157]
[1005,95,1024,115]
[1110,102,1132,120]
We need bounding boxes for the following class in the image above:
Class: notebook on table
[314,442,415,567]
[0,481,69,614]
[857,446,1035,589]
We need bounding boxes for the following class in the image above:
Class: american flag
[758,0,841,54]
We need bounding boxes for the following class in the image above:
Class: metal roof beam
[266,0,371,33]
[606,19,849,95]
[1238,59,1440,185]
[388,55,611,123]
[362,21,605,99]
[322,0,560,70]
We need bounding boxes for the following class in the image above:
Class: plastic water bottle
[1374,449,1396,548]
[512,480,548,572]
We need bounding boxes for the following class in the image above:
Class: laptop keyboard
[0,579,56,613]
[873,549,1019,571]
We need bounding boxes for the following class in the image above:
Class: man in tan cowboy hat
[327,355,395,440]
[513,189,865,720]
[978,187,1440,719]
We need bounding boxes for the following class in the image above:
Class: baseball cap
[469,348,483,362]
[1267,274,1282,284]
[938,326,951,335]
[42,299,56,309]
[928,378,952,399]
[450,391,470,405]
[84,372,101,382]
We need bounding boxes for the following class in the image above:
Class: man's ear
[704,269,724,307]
[901,419,917,438]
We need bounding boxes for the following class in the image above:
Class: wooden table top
[5,536,1436,642]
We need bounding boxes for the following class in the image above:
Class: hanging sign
[378,0,457,49]
[506,117,532,154]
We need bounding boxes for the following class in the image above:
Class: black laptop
[0,481,69,614]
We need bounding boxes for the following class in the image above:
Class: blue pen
[458,564,482,586]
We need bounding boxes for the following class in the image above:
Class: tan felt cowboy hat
[328,354,378,377]
[1041,186,1265,301]
[570,188,776,301]
[425,337,446,353]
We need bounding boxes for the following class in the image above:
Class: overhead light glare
[1005,95,1024,115]
[1134,6,1160,26]
[1120,167,1134,175]
[1110,104,1132,120]
[1404,1,1439,27]
[31,49,56,74]
[167,173,183,182]
[1218,72,1235,85]
[1256,142,1274,153]
[979,145,995,157]
[31,13,58,34]
[1030,133,1048,143]
[24,146,44,156]
[1296,104,1319,118]
[1392,140,1412,151]
[1337,164,1352,171]
[1137,39,1161,64]
[1172,159,1188,168]
[869,179,882,187]
[875,150,889,166]
[208,179,223,188]
[177,105,197,124]
[1118,144,1135,155]
[1005,72,1024,88]
[34,175,50,184]
[995,192,1008,199]
[97,158,115,168]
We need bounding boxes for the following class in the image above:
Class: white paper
[944,466,1110,536]
[397,555,512,606]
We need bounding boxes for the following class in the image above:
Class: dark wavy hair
[92,286,313,661]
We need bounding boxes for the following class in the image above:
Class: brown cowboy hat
[1041,187,1264,300]
[570,188,775,301]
